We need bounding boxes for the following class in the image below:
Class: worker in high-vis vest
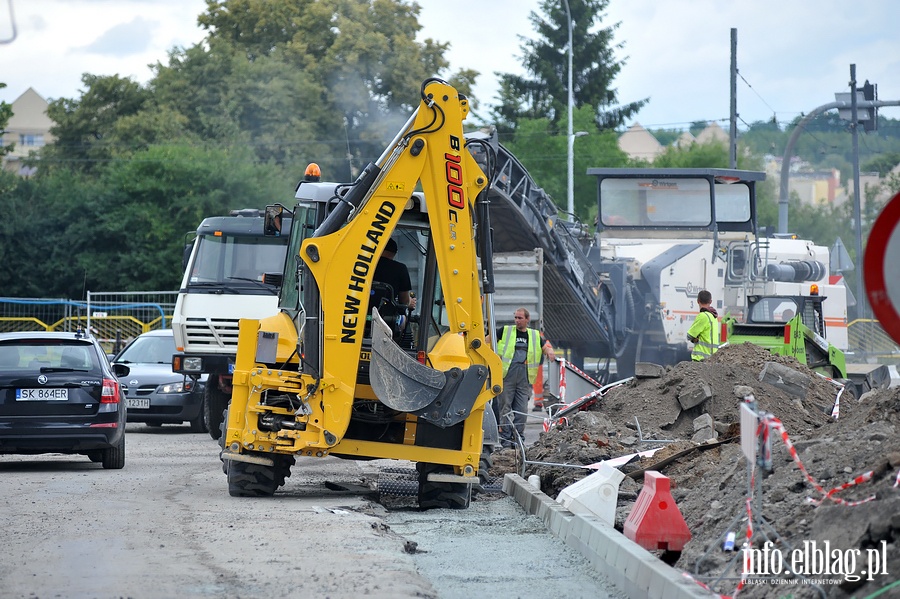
[687,289,720,361]
[490,307,556,447]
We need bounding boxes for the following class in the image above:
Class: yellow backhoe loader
[219,78,503,508]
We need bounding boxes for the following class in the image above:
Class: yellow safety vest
[497,326,542,383]
[689,311,720,361]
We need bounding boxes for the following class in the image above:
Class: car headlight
[158,381,186,394]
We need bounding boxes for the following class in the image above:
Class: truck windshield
[599,178,712,227]
[188,235,288,289]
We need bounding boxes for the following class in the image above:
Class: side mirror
[264,205,284,236]
[112,363,130,377]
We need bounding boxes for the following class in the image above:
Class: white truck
[172,209,291,439]
[468,128,850,381]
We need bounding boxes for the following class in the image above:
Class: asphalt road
[0,422,625,599]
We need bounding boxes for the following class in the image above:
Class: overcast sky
[1,0,897,131]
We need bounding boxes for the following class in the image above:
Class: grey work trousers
[495,363,531,446]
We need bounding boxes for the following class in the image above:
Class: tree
[43,75,150,174]
[189,0,454,179]
[490,0,646,133]
[0,83,13,157]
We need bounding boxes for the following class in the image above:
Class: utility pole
[729,28,737,169]
[849,64,865,320]
[564,0,575,222]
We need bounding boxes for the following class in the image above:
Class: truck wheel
[205,381,229,441]
[101,435,125,470]
[227,454,295,497]
[417,462,471,510]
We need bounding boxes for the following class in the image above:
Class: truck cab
[172,209,292,438]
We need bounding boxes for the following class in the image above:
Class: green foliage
[43,75,150,174]
[189,0,449,178]
[490,0,645,133]
[862,152,900,176]
[0,145,290,298]
[651,140,730,169]
[0,83,13,157]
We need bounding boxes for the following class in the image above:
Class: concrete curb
[503,474,717,599]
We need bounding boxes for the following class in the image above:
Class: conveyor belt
[467,131,617,355]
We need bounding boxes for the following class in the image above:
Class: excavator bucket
[369,309,487,428]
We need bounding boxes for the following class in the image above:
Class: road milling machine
[219,79,503,508]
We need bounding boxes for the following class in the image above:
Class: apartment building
[2,88,54,176]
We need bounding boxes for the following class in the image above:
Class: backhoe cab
[220,79,503,509]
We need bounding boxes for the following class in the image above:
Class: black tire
[205,380,230,441]
[472,446,493,497]
[187,391,208,433]
[87,451,102,463]
[101,435,125,470]
[227,454,294,497]
[417,462,471,510]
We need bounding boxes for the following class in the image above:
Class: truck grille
[183,317,241,350]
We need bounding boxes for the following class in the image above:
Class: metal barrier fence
[0,292,897,363]
[847,318,900,362]
[0,291,178,354]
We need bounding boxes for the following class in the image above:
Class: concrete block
[635,362,666,378]
[692,413,713,432]
[759,361,810,398]
[548,509,574,539]
[733,384,755,400]
[691,428,716,444]
[677,379,712,410]
[564,529,589,555]
[632,559,656,595]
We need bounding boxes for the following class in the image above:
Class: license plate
[126,398,150,409]
[17,388,69,401]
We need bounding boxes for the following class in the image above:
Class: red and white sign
[864,190,900,344]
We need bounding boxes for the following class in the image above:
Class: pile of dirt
[490,343,900,598]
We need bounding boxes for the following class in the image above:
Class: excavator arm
[299,79,501,445]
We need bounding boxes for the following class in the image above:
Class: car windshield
[0,340,99,372]
[115,334,176,364]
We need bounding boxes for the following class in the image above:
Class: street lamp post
[563,0,574,221]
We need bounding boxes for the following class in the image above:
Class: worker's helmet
[304,163,321,182]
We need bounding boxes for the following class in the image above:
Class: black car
[112,329,207,431]
[0,330,129,469]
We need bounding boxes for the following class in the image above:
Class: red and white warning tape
[813,372,848,420]
[767,416,876,507]
[894,469,900,488]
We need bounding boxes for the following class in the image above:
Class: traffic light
[861,80,877,132]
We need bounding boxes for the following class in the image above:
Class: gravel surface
[495,344,900,598]
[0,423,625,599]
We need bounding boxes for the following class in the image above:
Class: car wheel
[205,381,230,441]
[101,435,125,470]
[87,451,102,463]
[188,392,208,433]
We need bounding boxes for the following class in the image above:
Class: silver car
[113,329,207,432]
